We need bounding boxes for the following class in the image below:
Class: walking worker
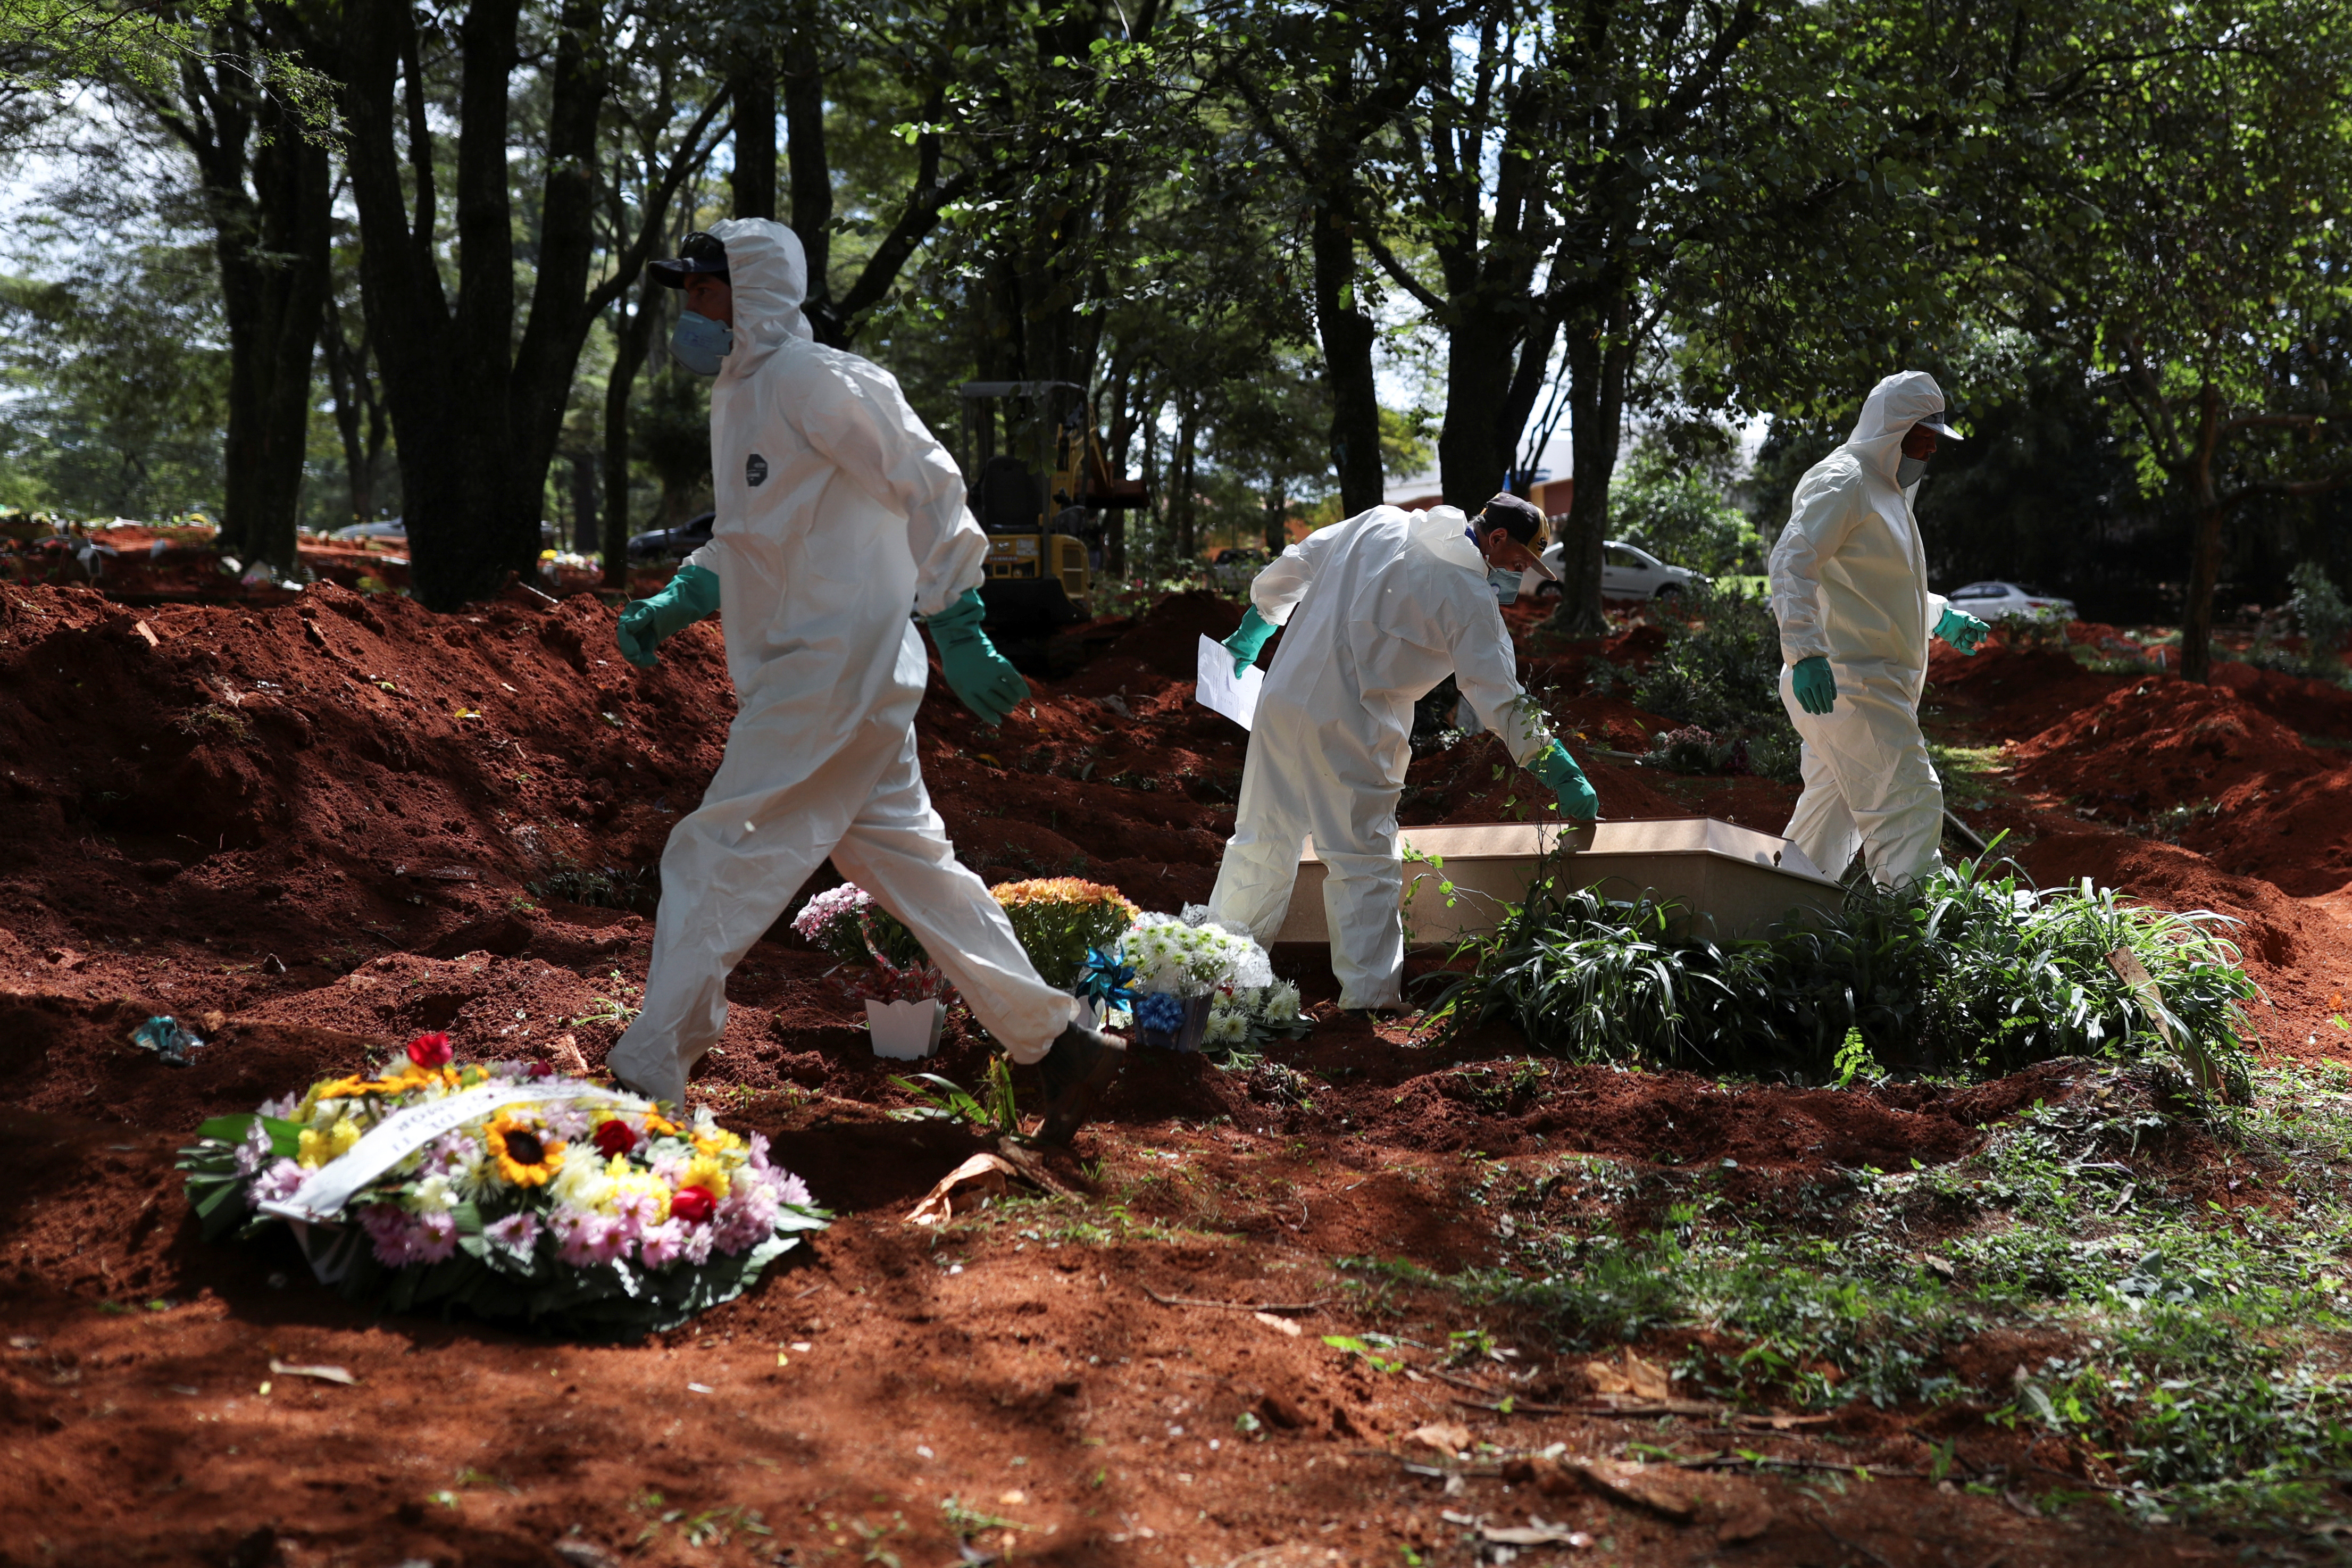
[1206,495,1599,1010]
[605,219,1124,1141]
[1769,369,1989,887]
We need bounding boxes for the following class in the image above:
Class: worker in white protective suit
[1768,369,1990,888]
[1207,494,1600,1010]
[604,220,1125,1141]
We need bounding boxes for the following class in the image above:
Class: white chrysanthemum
[1264,981,1302,1023]
[1203,1008,1249,1046]
[407,1174,458,1215]
[550,1152,614,1212]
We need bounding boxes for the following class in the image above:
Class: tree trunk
[218,115,331,572]
[1170,394,1199,564]
[1436,297,1523,512]
[158,10,332,573]
[1310,202,1385,516]
[729,57,775,220]
[781,29,832,330]
[1263,485,1289,555]
[2179,384,2227,683]
[566,450,599,554]
[320,295,383,524]
[602,277,662,589]
[330,0,619,610]
[1544,306,1634,640]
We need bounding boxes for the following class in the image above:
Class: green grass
[1927,739,2007,810]
[1348,1064,2352,1532]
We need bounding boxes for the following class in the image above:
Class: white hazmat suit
[1767,370,1956,887]
[1207,505,1553,1008]
[606,219,1079,1105]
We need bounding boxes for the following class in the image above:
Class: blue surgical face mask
[671,311,733,377]
[1897,454,1928,488]
[1489,566,1522,605]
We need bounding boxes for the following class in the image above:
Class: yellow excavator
[957,381,1147,659]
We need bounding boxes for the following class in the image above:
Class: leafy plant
[2288,560,2350,679]
[1427,847,2258,1089]
[889,1059,1021,1138]
[528,860,658,912]
[1609,444,1764,577]
[1622,585,1802,784]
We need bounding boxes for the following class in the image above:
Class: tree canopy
[1,0,2345,651]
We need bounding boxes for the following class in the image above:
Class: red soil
[1,576,2346,1562]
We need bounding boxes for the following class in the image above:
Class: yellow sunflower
[486,1113,566,1187]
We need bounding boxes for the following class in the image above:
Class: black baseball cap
[1478,491,1559,578]
[649,231,729,288]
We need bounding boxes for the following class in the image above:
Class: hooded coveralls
[1207,505,1553,1008]
[1767,370,1955,887]
[605,219,1078,1106]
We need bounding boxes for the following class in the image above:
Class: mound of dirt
[2206,658,2352,740]
[1926,641,2125,737]
[0,581,733,958]
[2005,674,2334,821]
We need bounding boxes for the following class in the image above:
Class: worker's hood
[709,217,814,382]
[1841,370,1954,490]
[1409,504,1485,574]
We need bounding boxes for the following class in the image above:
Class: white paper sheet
[1194,633,1265,731]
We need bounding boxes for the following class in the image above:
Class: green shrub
[1611,447,1764,577]
[1623,585,1802,783]
[2288,561,2350,679]
[1427,850,2257,1090]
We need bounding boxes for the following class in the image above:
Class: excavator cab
[956,381,1147,662]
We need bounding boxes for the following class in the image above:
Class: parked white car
[1942,580,2077,622]
[1534,539,1707,602]
[330,518,406,543]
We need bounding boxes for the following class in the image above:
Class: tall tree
[1227,4,1418,517]
[1964,0,2352,681]
[143,2,331,573]
[320,0,721,609]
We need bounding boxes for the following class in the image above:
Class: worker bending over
[1207,495,1599,1010]
[1769,369,1989,887]
[605,219,1123,1141]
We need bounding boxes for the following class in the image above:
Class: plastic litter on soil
[0,576,2347,1564]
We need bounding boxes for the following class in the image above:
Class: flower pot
[866,998,946,1060]
[1137,993,1212,1053]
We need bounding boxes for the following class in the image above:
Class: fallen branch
[1140,1286,1329,1315]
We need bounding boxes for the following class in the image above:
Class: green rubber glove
[1790,655,1837,715]
[1934,604,1990,655]
[618,561,721,668]
[1222,605,1278,676]
[1527,739,1599,820]
[924,588,1030,727]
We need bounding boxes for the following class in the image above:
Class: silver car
[1536,539,1707,601]
[1942,580,2077,622]
[330,518,406,543]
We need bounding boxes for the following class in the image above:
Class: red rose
[669,1186,716,1225]
[406,1032,454,1068]
[524,1060,554,1079]
[591,1119,637,1160]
